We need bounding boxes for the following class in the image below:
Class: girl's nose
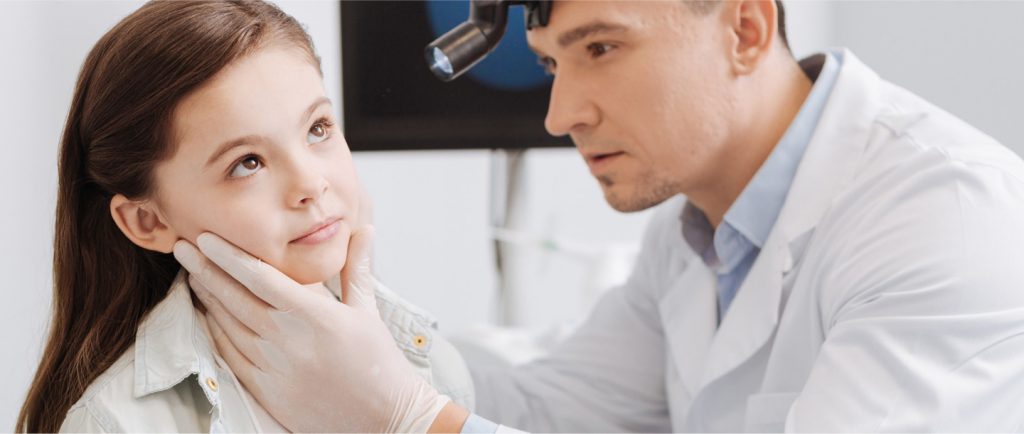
[290,168,329,208]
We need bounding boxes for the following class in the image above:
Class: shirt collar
[721,52,842,248]
[132,269,221,404]
[681,51,842,271]
[681,200,720,267]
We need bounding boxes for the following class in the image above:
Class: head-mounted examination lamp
[425,0,552,82]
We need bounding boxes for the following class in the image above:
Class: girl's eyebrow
[206,134,261,168]
[204,96,333,168]
[300,96,332,128]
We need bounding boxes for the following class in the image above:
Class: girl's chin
[281,251,348,286]
[285,268,335,286]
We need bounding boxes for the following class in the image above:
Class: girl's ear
[110,194,179,253]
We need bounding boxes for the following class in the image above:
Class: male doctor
[174,0,1024,431]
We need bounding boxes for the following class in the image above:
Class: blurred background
[2,0,1023,428]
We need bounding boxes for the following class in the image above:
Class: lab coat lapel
[697,49,879,391]
[699,231,788,390]
[659,260,717,396]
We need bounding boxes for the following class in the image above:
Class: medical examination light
[425,0,551,81]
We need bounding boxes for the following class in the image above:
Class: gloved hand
[173,226,452,432]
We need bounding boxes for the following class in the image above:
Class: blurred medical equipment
[452,226,639,369]
[491,227,638,323]
[488,149,640,327]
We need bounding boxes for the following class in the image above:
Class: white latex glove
[173,226,450,432]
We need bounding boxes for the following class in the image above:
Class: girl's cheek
[196,199,269,242]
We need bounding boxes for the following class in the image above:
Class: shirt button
[412,335,428,348]
[205,377,219,392]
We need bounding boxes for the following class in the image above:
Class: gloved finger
[341,225,379,315]
[190,275,270,369]
[174,240,277,337]
[302,282,339,301]
[196,232,312,312]
[206,313,264,395]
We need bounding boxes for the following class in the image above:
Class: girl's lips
[291,218,341,245]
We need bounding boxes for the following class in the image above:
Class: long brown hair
[17,1,320,431]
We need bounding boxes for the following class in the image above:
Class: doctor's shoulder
[800,79,1024,320]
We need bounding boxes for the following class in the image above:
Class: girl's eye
[308,118,334,144]
[229,155,262,178]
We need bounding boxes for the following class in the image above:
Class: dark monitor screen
[341,1,571,151]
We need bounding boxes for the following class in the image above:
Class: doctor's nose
[544,72,600,137]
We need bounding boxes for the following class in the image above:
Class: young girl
[17,1,473,432]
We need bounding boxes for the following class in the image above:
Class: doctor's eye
[308,117,335,144]
[229,154,263,178]
[586,42,615,58]
[537,56,556,75]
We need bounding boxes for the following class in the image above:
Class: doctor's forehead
[526,1,677,51]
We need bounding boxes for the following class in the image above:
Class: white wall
[828,0,1024,154]
[783,0,834,59]
[3,0,1022,429]
[781,0,1024,155]
[0,1,148,427]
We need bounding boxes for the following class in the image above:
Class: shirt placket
[196,360,225,433]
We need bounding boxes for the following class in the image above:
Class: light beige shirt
[59,271,474,433]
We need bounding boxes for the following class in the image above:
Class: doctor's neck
[692,49,812,229]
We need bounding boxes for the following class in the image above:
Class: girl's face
[152,47,360,285]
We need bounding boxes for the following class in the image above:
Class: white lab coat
[472,49,1024,432]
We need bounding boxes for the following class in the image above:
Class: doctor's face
[527,1,739,212]
[152,47,361,285]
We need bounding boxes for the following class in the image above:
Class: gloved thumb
[341,225,379,316]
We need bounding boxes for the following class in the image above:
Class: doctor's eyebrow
[557,21,628,48]
[204,96,333,168]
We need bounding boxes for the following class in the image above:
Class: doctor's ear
[722,0,778,75]
[110,194,179,254]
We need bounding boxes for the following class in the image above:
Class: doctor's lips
[585,150,625,172]
[290,217,343,245]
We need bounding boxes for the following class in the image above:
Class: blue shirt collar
[681,51,843,275]
[722,51,842,249]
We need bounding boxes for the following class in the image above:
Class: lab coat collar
[132,269,221,406]
[770,48,874,244]
[698,48,877,389]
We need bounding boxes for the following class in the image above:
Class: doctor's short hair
[687,0,790,50]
